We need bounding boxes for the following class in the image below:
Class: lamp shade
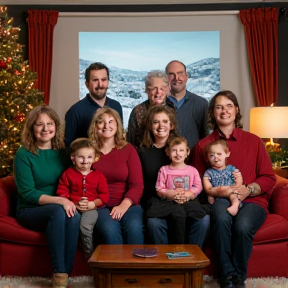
[250,107,288,138]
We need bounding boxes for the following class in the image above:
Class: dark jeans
[17,204,81,274]
[210,198,266,281]
[94,205,144,244]
[146,214,210,248]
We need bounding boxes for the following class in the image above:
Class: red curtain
[240,8,278,106]
[28,10,58,105]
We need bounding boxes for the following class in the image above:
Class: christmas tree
[0,6,44,177]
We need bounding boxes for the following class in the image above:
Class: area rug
[0,276,287,288]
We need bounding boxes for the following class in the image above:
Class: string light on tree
[0,6,44,177]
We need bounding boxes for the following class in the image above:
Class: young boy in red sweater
[57,138,109,258]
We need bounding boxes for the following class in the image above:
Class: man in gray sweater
[165,60,208,149]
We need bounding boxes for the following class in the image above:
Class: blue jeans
[17,204,80,274]
[94,205,144,244]
[210,198,266,281]
[146,214,210,248]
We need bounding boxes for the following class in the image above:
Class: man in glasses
[165,60,208,149]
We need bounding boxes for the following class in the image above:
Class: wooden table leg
[92,268,109,288]
[190,269,204,288]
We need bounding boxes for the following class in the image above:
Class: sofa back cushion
[0,176,17,217]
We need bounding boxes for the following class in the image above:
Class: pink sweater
[156,165,203,196]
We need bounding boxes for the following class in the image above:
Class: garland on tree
[0,6,44,177]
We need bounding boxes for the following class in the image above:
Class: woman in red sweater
[191,90,275,288]
[88,107,144,244]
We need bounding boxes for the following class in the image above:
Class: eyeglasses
[147,86,168,93]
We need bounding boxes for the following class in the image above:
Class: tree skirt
[0,276,287,288]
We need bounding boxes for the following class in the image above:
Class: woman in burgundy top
[191,90,276,288]
[88,107,144,244]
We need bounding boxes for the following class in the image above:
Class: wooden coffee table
[88,244,210,288]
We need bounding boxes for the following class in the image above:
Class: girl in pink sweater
[147,136,205,244]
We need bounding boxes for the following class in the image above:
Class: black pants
[146,199,206,244]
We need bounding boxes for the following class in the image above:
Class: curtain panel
[28,10,58,105]
[240,8,278,106]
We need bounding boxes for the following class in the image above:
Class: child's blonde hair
[70,138,99,161]
[205,139,229,156]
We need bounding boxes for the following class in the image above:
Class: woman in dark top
[138,105,209,247]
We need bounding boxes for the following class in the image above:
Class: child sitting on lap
[147,136,205,244]
[57,138,109,258]
[203,139,242,216]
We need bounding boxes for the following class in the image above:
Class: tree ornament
[7,57,12,63]
[0,59,7,70]
[14,70,21,75]
[14,112,25,123]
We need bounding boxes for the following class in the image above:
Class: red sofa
[1,175,288,277]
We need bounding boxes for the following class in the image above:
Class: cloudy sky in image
[79,31,219,71]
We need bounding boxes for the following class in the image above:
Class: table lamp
[250,106,288,168]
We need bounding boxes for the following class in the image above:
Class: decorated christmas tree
[0,6,44,177]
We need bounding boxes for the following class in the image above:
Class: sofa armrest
[0,176,17,217]
[269,175,288,220]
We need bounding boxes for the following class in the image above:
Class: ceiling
[5,0,288,5]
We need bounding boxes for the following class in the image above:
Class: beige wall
[49,11,254,131]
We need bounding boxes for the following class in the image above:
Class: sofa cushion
[253,214,288,244]
[0,216,47,245]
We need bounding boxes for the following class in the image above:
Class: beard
[170,82,186,95]
[90,88,108,101]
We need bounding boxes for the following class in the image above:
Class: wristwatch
[247,185,255,196]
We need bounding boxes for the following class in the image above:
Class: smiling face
[213,95,238,129]
[169,142,189,167]
[207,143,230,170]
[152,112,173,143]
[96,113,117,140]
[33,113,56,149]
[146,77,169,106]
[72,147,95,174]
[166,61,188,96]
[85,69,109,102]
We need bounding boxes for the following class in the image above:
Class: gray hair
[145,70,168,89]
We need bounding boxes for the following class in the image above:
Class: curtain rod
[58,10,239,17]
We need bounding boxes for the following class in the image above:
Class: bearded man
[65,62,123,146]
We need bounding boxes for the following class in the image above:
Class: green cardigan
[14,146,70,211]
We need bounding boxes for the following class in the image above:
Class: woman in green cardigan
[14,105,80,288]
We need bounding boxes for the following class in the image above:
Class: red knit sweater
[93,143,143,207]
[57,167,109,207]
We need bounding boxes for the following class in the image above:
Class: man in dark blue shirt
[165,60,208,149]
[65,62,123,146]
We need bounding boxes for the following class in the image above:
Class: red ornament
[14,113,26,123]
[14,70,22,75]
[7,57,12,63]
[0,59,7,70]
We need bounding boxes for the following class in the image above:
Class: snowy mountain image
[79,57,220,130]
